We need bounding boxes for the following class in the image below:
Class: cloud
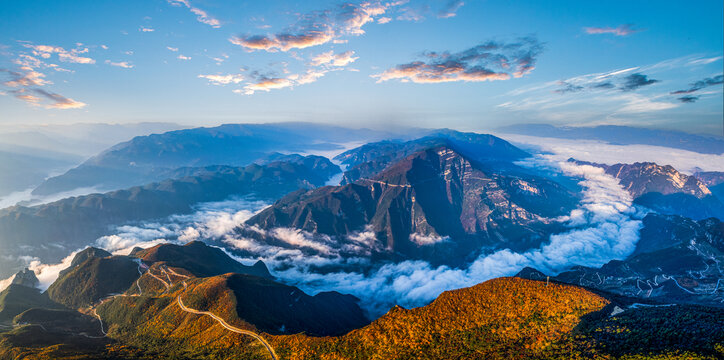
[177,54,191,60]
[22,43,95,64]
[8,88,86,109]
[671,74,723,95]
[27,251,78,291]
[229,1,391,52]
[372,36,542,83]
[310,50,358,67]
[105,60,134,68]
[239,77,294,95]
[198,73,245,85]
[1,68,50,87]
[0,274,15,292]
[237,69,329,95]
[377,16,392,24]
[619,73,659,91]
[438,0,465,18]
[409,233,450,246]
[552,71,659,94]
[139,26,155,32]
[167,0,221,28]
[167,46,179,52]
[677,95,699,103]
[584,24,640,36]
[31,88,86,109]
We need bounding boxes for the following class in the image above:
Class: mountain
[0,156,336,278]
[244,145,577,267]
[134,241,271,279]
[518,213,724,307]
[5,275,721,359]
[573,160,724,220]
[0,149,80,199]
[2,239,722,359]
[32,122,392,196]
[0,268,58,323]
[46,252,140,309]
[335,130,530,184]
[498,124,724,154]
[0,285,61,323]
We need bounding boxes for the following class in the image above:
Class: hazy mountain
[0,156,338,278]
[32,122,394,196]
[0,122,187,157]
[0,149,81,198]
[498,124,724,154]
[245,145,577,267]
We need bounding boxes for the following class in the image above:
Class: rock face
[575,161,711,198]
[246,146,577,265]
[604,162,711,198]
[10,268,39,288]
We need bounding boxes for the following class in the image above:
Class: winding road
[176,280,278,360]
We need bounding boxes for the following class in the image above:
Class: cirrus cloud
[584,24,640,36]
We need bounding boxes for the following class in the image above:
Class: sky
[0,0,722,134]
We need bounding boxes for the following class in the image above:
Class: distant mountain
[498,124,724,154]
[245,145,577,266]
[0,156,338,278]
[573,160,724,220]
[0,122,187,157]
[335,129,530,184]
[32,122,393,196]
[518,213,724,307]
[0,149,80,199]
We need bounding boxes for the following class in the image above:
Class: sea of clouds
[0,138,665,318]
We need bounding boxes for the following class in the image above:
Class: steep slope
[32,122,387,195]
[136,241,272,279]
[245,146,577,266]
[0,156,338,278]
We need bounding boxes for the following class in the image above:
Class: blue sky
[0,0,722,134]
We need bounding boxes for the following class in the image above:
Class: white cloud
[105,60,134,69]
[198,73,244,85]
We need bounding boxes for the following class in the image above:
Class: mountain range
[0,123,722,358]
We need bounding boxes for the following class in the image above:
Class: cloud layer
[372,36,542,83]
